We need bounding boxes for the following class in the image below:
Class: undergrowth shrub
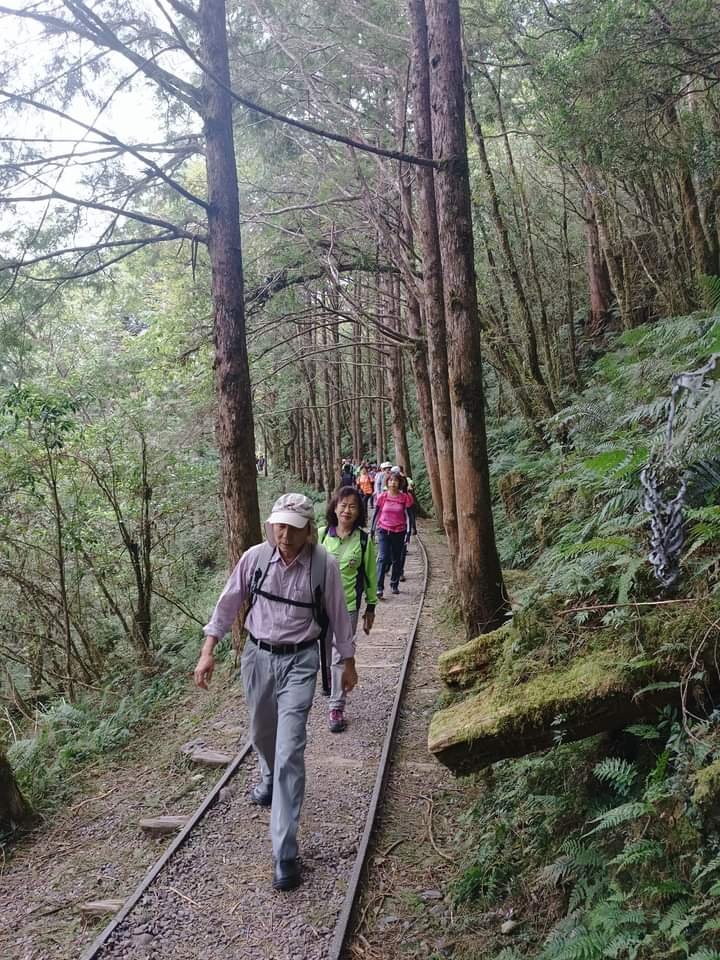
[458,710,720,958]
[490,314,720,608]
[3,471,300,817]
[455,314,720,958]
[7,675,180,812]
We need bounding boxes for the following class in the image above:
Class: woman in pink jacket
[370,472,413,597]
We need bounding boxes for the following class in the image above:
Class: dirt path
[1,536,428,960]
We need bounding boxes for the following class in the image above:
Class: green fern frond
[543,930,605,960]
[657,897,691,934]
[585,801,653,835]
[616,556,644,605]
[609,839,664,869]
[594,758,638,796]
[644,877,688,900]
[625,723,662,740]
[597,490,641,523]
[686,458,720,501]
[697,274,720,312]
[559,536,634,559]
[694,854,720,882]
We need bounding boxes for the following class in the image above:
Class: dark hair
[326,486,367,529]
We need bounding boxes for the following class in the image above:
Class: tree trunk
[364,322,375,462]
[426,0,509,636]
[0,748,32,830]
[383,274,413,473]
[46,453,75,698]
[408,0,458,555]
[291,413,300,477]
[321,318,336,492]
[328,289,343,483]
[375,325,386,462]
[399,175,443,519]
[561,177,581,389]
[351,303,363,462]
[199,0,261,566]
[299,412,307,484]
[582,183,612,337]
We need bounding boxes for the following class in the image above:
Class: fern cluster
[490,314,720,607]
[457,709,720,958]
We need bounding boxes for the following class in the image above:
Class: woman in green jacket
[319,485,378,732]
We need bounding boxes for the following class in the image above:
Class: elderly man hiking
[194,493,358,892]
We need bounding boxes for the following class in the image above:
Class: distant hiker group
[193,457,418,892]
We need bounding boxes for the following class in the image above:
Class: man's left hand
[362,609,375,635]
[341,659,358,693]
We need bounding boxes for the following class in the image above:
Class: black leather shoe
[250,782,272,807]
[272,858,302,892]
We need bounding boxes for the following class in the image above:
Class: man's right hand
[194,652,215,689]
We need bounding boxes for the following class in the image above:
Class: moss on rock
[438,623,512,688]
[692,758,720,811]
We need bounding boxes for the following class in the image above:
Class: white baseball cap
[380,461,392,469]
[266,493,315,529]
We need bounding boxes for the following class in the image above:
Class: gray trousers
[241,640,319,862]
[329,609,359,711]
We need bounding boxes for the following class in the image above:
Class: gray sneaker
[329,708,346,733]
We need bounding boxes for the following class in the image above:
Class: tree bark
[383,273,413,474]
[399,170,443,520]
[199,0,261,566]
[426,0,509,636]
[582,184,613,336]
[321,317,336,491]
[0,748,31,830]
[562,197,581,389]
[408,0,458,555]
[299,412,307,484]
[351,312,363,463]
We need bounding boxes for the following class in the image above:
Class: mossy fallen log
[429,644,710,775]
[430,598,720,774]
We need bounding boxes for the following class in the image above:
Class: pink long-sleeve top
[203,542,356,660]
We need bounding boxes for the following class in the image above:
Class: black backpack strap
[254,588,313,608]
[247,543,275,613]
[310,545,331,695]
[355,529,368,607]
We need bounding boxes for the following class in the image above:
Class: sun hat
[390,466,402,474]
[380,461,392,469]
[265,493,316,544]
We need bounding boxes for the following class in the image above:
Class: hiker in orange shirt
[356,464,374,512]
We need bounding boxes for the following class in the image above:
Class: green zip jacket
[318,525,378,612]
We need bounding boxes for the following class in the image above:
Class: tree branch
[151,0,441,168]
